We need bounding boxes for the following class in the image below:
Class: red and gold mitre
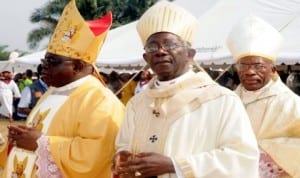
[47,0,112,64]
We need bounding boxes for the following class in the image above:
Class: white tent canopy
[16,0,300,67]
[0,61,38,73]
[192,0,300,64]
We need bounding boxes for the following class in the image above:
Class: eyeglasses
[41,57,73,66]
[236,63,267,71]
[144,42,186,53]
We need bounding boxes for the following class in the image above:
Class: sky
[0,0,49,52]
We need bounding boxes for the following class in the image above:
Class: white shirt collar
[154,70,194,89]
[53,75,92,92]
[241,80,273,103]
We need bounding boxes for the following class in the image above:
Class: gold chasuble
[117,71,259,178]
[3,76,124,177]
[236,77,300,178]
[0,142,8,168]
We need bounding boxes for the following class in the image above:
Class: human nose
[242,66,258,75]
[159,45,169,52]
[154,45,169,55]
[153,49,168,58]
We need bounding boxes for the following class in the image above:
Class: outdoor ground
[0,118,25,176]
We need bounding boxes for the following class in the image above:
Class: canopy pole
[114,64,148,96]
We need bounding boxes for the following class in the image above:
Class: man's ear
[143,53,150,64]
[188,48,196,59]
[271,65,277,73]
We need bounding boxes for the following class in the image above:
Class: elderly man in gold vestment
[227,15,300,178]
[1,0,124,177]
[112,1,259,178]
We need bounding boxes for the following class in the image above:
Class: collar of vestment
[51,75,93,95]
[146,71,216,98]
[141,71,235,121]
[236,77,291,105]
[153,70,195,89]
[240,80,273,104]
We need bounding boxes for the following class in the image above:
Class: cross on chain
[149,135,158,143]
[152,110,160,117]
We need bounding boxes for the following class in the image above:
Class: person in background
[119,73,137,105]
[2,0,124,177]
[227,15,300,178]
[16,64,48,120]
[134,70,152,94]
[18,69,33,92]
[13,73,22,85]
[12,73,23,118]
[0,71,21,119]
[100,71,109,84]
[32,71,39,82]
[113,1,259,178]
[286,71,300,95]
[108,71,123,99]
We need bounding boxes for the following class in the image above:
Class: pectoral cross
[152,110,160,117]
[149,135,158,143]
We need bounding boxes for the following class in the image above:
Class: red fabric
[7,142,13,155]
[87,12,112,36]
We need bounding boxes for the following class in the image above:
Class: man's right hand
[112,150,133,177]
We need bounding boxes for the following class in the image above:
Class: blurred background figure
[99,71,109,85]
[119,72,137,105]
[134,70,152,94]
[0,71,21,119]
[18,69,33,92]
[16,64,48,120]
[286,71,300,95]
[107,71,123,99]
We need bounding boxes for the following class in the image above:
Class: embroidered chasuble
[235,77,300,178]
[2,75,124,178]
[0,141,8,168]
[116,71,259,178]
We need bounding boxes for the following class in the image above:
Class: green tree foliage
[27,0,171,49]
[27,0,69,49]
[0,45,10,61]
[0,46,27,61]
[110,0,157,28]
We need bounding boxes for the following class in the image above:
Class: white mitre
[227,15,283,61]
[136,0,199,46]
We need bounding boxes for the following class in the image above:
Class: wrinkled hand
[117,152,175,177]
[112,150,133,177]
[8,125,42,151]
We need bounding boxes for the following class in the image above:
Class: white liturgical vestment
[116,71,259,178]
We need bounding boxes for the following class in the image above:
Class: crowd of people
[100,70,153,105]
[0,67,47,120]
[0,66,48,145]
[0,0,300,177]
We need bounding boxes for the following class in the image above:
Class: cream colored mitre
[226,15,283,61]
[136,0,199,46]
